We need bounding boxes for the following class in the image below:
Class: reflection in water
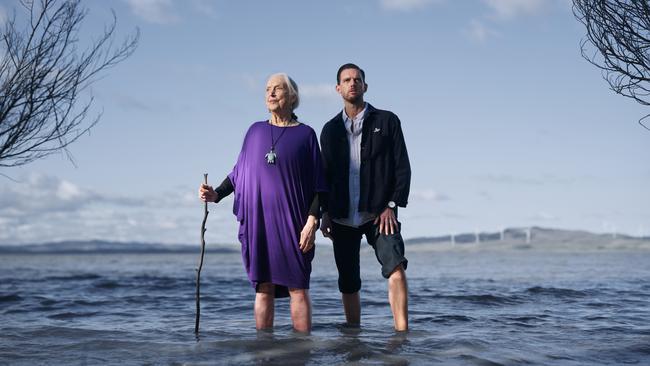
[328,324,410,365]
[247,330,313,365]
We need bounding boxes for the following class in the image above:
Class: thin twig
[573,0,650,129]
[195,173,209,335]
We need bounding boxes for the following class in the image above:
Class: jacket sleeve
[390,114,411,207]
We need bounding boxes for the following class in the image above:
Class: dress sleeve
[228,124,254,221]
[308,194,319,218]
[214,176,234,203]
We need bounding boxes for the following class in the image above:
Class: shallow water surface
[1,248,649,365]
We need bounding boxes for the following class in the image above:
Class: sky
[0,0,648,245]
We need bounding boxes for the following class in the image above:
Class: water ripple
[437,293,523,306]
[40,273,103,282]
[2,251,649,365]
[0,293,23,302]
[48,311,102,320]
[526,286,589,298]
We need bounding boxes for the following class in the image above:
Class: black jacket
[320,103,411,219]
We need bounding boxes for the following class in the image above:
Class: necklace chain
[265,123,290,165]
[270,124,288,149]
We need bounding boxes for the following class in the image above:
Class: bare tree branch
[573,0,650,130]
[0,0,139,167]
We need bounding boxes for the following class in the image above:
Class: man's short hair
[337,63,366,85]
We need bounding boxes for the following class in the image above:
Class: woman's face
[265,75,294,114]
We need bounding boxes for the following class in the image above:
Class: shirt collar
[341,103,367,135]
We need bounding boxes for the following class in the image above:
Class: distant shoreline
[1,227,649,254]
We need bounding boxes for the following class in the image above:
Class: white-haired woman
[199,73,326,332]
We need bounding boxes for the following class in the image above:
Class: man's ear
[364,83,368,92]
[336,84,342,94]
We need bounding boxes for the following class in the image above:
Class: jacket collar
[365,103,377,116]
[336,102,376,124]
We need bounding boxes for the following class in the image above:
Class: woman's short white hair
[268,72,300,111]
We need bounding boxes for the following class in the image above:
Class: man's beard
[345,93,363,104]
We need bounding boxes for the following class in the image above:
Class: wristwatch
[387,201,396,209]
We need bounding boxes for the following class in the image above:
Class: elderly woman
[199,73,326,333]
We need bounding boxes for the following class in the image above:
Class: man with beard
[320,63,412,331]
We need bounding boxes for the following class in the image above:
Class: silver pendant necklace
[266,123,288,165]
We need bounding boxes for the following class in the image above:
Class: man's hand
[320,212,333,241]
[198,183,218,203]
[374,207,398,235]
[299,215,318,253]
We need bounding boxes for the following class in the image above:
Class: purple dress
[228,121,327,298]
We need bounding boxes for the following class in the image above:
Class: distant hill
[1,227,649,254]
[404,227,650,251]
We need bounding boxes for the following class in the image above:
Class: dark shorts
[331,220,408,294]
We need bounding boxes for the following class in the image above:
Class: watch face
[388,201,396,208]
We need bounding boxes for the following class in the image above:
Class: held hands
[320,213,333,241]
[374,207,398,235]
[299,215,318,253]
[198,184,218,203]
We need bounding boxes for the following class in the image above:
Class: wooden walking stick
[195,173,209,335]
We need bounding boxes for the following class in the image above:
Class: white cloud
[480,174,545,186]
[483,0,546,20]
[123,0,220,24]
[124,0,179,24]
[0,173,144,217]
[465,0,550,42]
[191,0,218,19]
[441,212,466,219]
[465,19,499,42]
[56,180,83,200]
[0,173,239,245]
[410,188,450,202]
[300,83,338,100]
[380,0,442,12]
[529,211,559,221]
[240,76,338,101]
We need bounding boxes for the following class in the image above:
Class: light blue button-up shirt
[333,103,375,228]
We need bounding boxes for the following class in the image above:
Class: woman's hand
[299,215,318,253]
[198,184,218,203]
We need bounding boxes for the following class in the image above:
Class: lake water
[1,245,649,365]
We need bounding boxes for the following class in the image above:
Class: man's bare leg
[255,283,274,330]
[388,266,408,331]
[289,288,312,333]
[342,292,361,326]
